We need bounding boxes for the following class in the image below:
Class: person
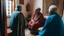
[10,5,25,36]
[62,10,64,36]
[0,14,2,36]
[62,10,64,22]
[38,5,63,36]
[28,8,45,35]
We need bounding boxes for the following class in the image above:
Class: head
[35,9,38,14]
[15,5,22,11]
[35,8,41,14]
[37,8,41,12]
[48,5,57,14]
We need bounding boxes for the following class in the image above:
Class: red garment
[28,13,45,29]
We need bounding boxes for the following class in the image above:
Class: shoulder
[18,12,24,16]
[45,15,56,23]
[17,12,24,18]
[48,14,61,22]
[40,13,43,15]
[48,15,56,20]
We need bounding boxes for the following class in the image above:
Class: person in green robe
[10,5,25,36]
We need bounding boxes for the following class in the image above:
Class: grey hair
[48,5,57,12]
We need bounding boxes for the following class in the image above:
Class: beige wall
[15,0,43,17]
[29,0,43,13]
[16,0,30,18]
[22,0,30,18]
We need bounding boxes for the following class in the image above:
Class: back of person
[62,11,64,36]
[10,11,25,36]
[10,11,20,29]
[10,5,25,36]
[38,13,63,36]
[38,5,63,36]
[45,13,62,36]
[0,6,1,36]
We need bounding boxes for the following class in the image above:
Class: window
[6,0,13,17]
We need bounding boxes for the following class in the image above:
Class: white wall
[29,0,43,13]
[33,0,42,13]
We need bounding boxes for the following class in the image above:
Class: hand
[28,21,32,25]
[28,20,34,25]
[7,28,12,33]
[30,23,34,27]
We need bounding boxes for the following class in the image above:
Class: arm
[35,14,45,25]
[28,14,35,24]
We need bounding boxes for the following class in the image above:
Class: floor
[25,29,36,36]
[25,27,43,36]
[7,27,43,36]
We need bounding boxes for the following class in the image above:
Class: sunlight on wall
[33,0,43,13]
[6,0,12,16]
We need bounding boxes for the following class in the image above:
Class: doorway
[6,0,16,36]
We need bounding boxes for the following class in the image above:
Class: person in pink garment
[28,8,45,35]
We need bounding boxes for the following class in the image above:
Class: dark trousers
[28,27,38,35]
[0,32,1,36]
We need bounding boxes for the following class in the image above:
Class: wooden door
[11,0,16,12]
[1,0,7,36]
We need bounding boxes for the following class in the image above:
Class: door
[1,0,7,36]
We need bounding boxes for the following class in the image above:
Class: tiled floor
[25,27,43,36]
[7,28,36,36]
[7,27,43,36]
[25,29,36,36]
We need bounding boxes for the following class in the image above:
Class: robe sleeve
[18,13,25,36]
[38,15,55,36]
[31,13,36,20]
[36,14,45,27]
